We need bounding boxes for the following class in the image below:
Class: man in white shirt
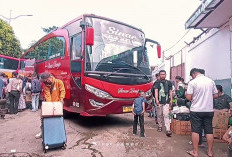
[186,68,218,157]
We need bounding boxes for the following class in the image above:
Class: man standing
[154,70,173,137]
[35,72,65,139]
[8,72,23,114]
[186,68,218,157]
[175,76,185,99]
[214,85,232,111]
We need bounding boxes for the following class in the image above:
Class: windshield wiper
[103,68,130,79]
[118,61,150,81]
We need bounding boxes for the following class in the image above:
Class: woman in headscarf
[18,74,26,111]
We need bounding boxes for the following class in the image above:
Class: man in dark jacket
[31,74,41,111]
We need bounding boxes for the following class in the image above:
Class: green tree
[42,26,58,33]
[0,19,22,57]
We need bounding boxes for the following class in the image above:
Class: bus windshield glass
[85,17,151,76]
[0,56,19,70]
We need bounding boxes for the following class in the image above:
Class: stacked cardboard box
[213,110,230,142]
[171,119,191,135]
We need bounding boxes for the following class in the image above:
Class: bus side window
[48,37,65,60]
[20,60,25,69]
[38,41,48,62]
[71,33,82,60]
[23,48,38,60]
[0,57,4,69]
[71,33,82,73]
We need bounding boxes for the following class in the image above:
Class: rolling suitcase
[42,117,67,153]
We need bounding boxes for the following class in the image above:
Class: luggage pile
[170,113,191,135]
[170,104,191,135]
[212,110,230,142]
[0,99,8,119]
[41,102,67,153]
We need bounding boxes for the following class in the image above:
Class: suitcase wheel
[43,148,47,153]
[62,144,67,150]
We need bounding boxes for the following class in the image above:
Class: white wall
[186,25,231,81]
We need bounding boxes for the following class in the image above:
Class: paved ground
[0,110,229,157]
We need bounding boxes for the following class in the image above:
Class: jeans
[32,93,40,111]
[149,99,158,119]
[157,104,170,131]
[9,91,20,114]
[133,114,145,136]
[229,145,232,157]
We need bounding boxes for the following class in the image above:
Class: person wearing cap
[40,72,65,103]
[35,72,65,139]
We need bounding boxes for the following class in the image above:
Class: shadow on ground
[65,112,133,129]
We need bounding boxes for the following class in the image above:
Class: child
[132,90,146,137]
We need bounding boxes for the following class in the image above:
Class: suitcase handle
[52,107,56,116]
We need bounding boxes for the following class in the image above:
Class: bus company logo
[102,26,142,47]
[45,61,61,69]
[118,88,139,94]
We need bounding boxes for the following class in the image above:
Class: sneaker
[157,127,162,132]
[155,119,158,124]
[35,132,42,139]
[140,135,145,138]
[166,130,172,137]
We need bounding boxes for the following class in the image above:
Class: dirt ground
[0,110,229,157]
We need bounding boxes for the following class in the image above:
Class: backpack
[32,79,41,93]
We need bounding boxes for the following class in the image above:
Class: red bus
[0,55,19,78]
[19,14,161,116]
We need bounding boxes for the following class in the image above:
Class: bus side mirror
[86,27,94,46]
[157,45,161,58]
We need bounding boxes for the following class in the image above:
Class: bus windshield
[0,56,19,70]
[85,17,151,76]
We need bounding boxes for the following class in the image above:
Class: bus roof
[21,14,145,58]
[0,55,19,61]
[60,14,143,33]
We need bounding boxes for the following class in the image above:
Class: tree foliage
[42,26,58,33]
[0,19,22,57]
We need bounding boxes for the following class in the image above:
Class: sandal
[187,150,198,157]
[166,130,172,137]
[157,127,162,132]
[207,153,214,157]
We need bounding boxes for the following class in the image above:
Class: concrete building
[160,0,232,95]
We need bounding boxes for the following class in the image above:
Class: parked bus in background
[0,55,19,78]
[19,14,161,116]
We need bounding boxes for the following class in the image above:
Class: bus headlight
[85,84,112,99]
[145,89,152,97]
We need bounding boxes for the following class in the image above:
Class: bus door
[70,32,83,110]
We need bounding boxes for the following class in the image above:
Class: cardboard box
[41,101,63,117]
[213,110,230,129]
[171,119,191,135]
[213,128,227,143]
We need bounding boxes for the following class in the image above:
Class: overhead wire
[163,29,191,53]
